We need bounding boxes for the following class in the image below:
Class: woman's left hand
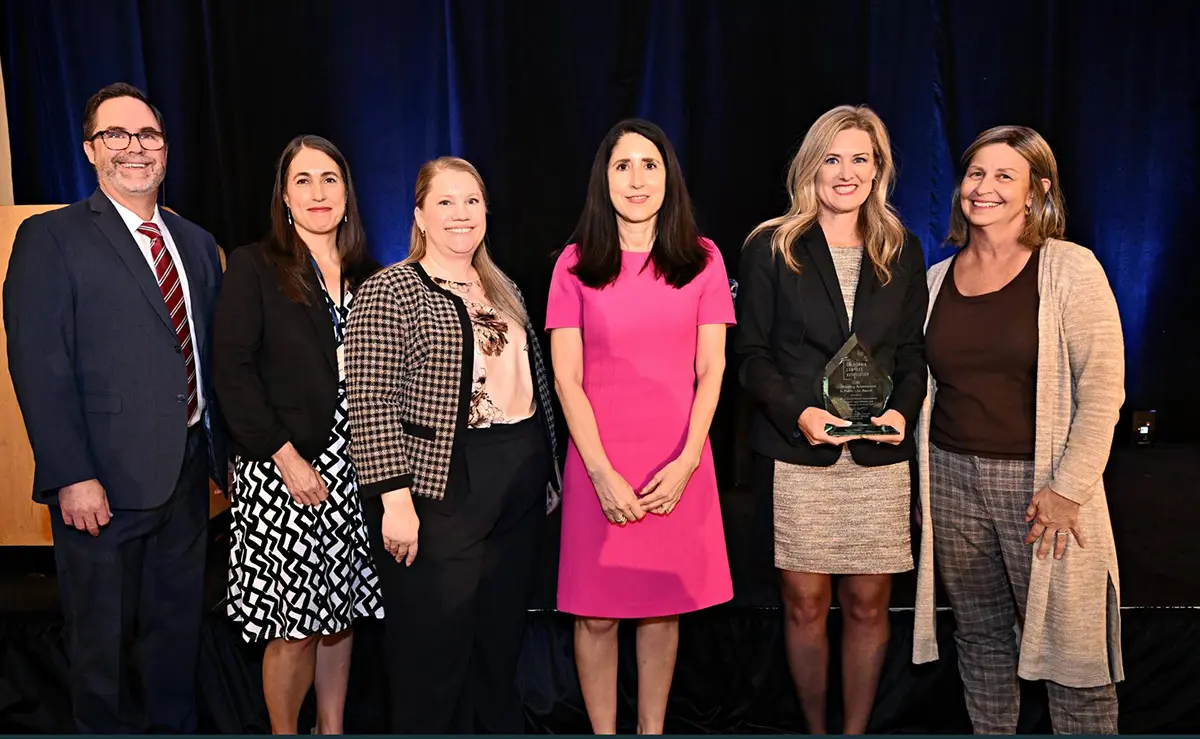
[638,454,700,516]
[869,409,907,445]
[1025,487,1087,559]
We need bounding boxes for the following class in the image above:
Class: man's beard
[101,158,165,195]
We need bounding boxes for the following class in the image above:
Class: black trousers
[364,417,548,734]
[49,424,209,733]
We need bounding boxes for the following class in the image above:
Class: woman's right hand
[381,489,420,566]
[797,407,857,446]
[273,443,329,506]
[590,467,646,526]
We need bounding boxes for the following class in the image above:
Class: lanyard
[309,257,347,337]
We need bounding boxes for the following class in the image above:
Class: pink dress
[546,240,735,618]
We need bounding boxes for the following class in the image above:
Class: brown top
[914,239,1127,685]
[926,249,1040,460]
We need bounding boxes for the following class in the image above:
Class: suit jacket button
[174,345,182,353]
[177,394,186,403]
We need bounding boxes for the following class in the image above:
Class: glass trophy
[821,333,897,437]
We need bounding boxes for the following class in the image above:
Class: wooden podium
[0,205,229,546]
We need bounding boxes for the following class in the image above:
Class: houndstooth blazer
[344,261,562,511]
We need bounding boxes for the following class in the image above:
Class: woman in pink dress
[546,119,734,734]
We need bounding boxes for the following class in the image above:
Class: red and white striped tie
[137,221,198,420]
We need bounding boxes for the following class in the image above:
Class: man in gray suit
[3,82,229,733]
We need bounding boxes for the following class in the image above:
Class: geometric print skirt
[225,385,384,643]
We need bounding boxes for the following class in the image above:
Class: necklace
[431,275,480,296]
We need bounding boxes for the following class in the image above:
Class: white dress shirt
[106,194,206,426]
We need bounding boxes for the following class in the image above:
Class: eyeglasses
[89,128,167,151]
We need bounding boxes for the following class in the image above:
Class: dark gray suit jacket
[4,189,230,509]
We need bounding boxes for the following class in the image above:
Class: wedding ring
[614,514,626,523]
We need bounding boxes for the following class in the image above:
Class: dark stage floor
[1,443,1198,733]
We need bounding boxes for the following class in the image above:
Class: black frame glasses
[89,128,167,151]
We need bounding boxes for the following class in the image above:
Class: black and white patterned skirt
[225,389,384,643]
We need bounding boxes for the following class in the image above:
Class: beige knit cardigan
[911,238,1125,688]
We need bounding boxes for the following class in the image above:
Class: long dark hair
[569,119,707,289]
[267,135,377,303]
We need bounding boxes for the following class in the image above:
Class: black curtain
[5,0,1200,467]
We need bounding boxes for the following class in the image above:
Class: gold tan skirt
[773,449,913,574]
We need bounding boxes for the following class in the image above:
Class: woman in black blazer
[735,105,928,734]
[213,135,382,735]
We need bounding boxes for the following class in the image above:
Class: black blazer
[213,243,378,462]
[734,225,928,466]
[3,189,230,508]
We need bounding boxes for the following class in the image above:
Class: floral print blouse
[433,276,536,428]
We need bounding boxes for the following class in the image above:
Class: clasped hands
[592,454,699,526]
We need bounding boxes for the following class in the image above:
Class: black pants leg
[52,505,146,733]
[365,418,547,734]
[366,487,486,734]
[138,430,209,732]
[50,425,208,733]
[467,424,546,733]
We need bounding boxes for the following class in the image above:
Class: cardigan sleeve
[212,247,292,459]
[1047,248,1125,505]
[344,274,415,498]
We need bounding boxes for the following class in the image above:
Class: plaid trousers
[930,444,1118,734]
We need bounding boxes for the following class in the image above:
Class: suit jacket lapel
[801,226,850,339]
[849,246,877,333]
[89,190,174,334]
[303,265,339,374]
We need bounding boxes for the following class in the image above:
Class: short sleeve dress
[545,241,735,618]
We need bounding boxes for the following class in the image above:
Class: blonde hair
[947,125,1066,248]
[405,157,527,326]
[746,105,906,283]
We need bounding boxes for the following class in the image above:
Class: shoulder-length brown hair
[404,157,528,327]
[947,125,1066,248]
[745,105,906,284]
[568,118,707,290]
[267,134,377,303]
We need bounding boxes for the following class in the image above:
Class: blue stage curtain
[4,0,1198,447]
